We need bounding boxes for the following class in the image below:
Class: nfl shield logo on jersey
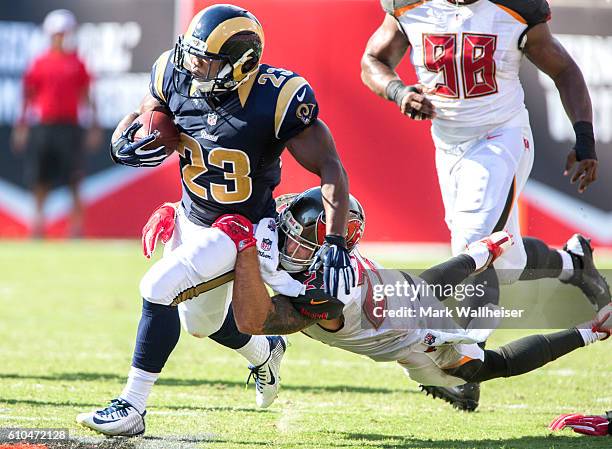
[261,238,273,251]
[423,333,437,346]
[207,113,218,126]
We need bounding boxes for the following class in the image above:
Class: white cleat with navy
[76,398,145,437]
[247,336,287,408]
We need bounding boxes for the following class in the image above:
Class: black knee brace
[520,237,563,280]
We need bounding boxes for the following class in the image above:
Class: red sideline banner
[0,1,610,247]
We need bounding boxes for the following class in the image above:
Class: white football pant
[434,110,535,284]
[139,206,237,338]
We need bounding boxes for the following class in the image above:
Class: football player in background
[77,4,353,436]
[361,0,609,410]
[211,188,610,402]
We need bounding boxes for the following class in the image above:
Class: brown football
[133,110,180,155]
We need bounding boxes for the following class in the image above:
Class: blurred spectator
[10,9,101,238]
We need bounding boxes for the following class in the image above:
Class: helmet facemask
[173,36,232,98]
[278,209,324,273]
[173,32,261,100]
[276,187,366,273]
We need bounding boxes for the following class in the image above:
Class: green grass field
[0,241,610,449]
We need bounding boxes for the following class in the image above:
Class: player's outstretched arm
[233,246,319,335]
[287,119,348,239]
[524,23,597,193]
[361,14,435,119]
[287,119,356,297]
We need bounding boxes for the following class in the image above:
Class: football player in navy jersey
[77,4,353,436]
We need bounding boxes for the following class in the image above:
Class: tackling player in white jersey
[361,0,609,409]
[210,188,610,400]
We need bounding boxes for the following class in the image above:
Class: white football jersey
[296,249,494,362]
[301,251,434,362]
[390,0,550,145]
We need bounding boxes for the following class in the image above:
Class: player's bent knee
[139,271,175,305]
[139,255,191,306]
[181,318,207,338]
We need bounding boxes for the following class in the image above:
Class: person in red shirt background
[11,9,101,238]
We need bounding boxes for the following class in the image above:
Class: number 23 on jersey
[177,133,253,204]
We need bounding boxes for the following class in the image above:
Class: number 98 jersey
[385,0,550,145]
[149,51,319,225]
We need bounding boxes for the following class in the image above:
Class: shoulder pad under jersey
[265,67,318,142]
[149,49,173,105]
[380,0,424,15]
[491,0,551,27]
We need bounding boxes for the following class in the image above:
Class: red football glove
[549,412,611,436]
[142,202,177,258]
[212,214,256,252]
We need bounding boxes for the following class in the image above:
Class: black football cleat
[561,234,611,311]
[420,382,480,412]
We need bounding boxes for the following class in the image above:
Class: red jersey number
[422,33,498,99]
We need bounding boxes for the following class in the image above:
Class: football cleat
[420,382,480,412]
[76,398,145,437]
[561,234,611,311]
[246,336,287,408]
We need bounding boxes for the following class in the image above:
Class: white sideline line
[502,404,529,409]
[276,406,301,433]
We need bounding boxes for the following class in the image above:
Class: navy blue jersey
[149,50,319,225]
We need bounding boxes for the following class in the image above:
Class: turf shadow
[0,371,412,395]
[0,397,269,414]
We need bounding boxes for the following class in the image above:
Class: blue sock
[132,299,180,373]
[209,304,252,350]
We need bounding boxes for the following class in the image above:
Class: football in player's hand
[133,110,180,155]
